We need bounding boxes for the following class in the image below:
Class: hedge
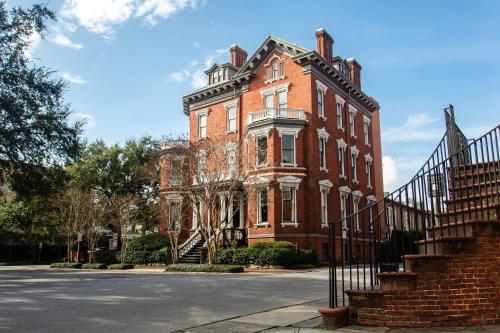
[218,241,316,267]
[124,233,169,265]
[165,264,244,273]
[109,263,134,270]
[95,250,119,265]
[50,262,82,269]
[81,263,108,269]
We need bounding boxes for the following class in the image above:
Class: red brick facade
[160,28,384,263]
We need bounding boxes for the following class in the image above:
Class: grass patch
[165,264,244,273]
[81,263,108,269]
[50,262,82,269]
[108,263,134,270]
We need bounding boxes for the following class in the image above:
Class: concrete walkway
[177,300,500,333]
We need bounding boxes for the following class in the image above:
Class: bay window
[281,134,295,165]
[256,189,268,224]
[282,187,296,223]
[277,90,287,109]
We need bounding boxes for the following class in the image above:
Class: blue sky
[10,0,500,191]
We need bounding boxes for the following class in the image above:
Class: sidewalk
[176,300,500,333]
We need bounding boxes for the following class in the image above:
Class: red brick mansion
[160,28,384,263]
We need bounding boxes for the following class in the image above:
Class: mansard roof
[182,34,379,114]
[204,62,238,75]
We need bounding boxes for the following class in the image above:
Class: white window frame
[352,190,363,232]
[278,176,301,227]
[256,188,268,226]
[272,61,279,79]
[224,100,238,134]
[316,80,328,120]
[363,115,371,146]
[319,180,333,228]
[339,186,351,233]
[317,127,330,172]
[277,90,287,109]
[278,128,299,167]
[195,109,209,140]
[348,105,357,138]
[337,138,347,179]
[365,154,373,188]
[255,135,268,167]
[336,95,346,131]
[351,146,359,183]
[169,157,183,186]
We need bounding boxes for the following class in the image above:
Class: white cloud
[167,70,190,82]
[60,0,135,36]
[383,155,402,192]
[58,0,199,37]
[24,31,41,59]
[76,113,96,128]
[166,48,228,89]
[382,113,442,142]
[50,33,84,49]
[135,0,198,26]
[59,72,88,85]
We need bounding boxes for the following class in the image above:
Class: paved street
[0,266,329,333]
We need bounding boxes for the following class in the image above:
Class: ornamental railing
[247,108,306,125]
[178,228,202,258]
[328,106,500,308]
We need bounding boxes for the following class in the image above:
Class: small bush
[125,233,169,264]
[95,250,119,265]
[250,241,295,250]
[165,264,244,273]
[218,242,316,267]
[50,262,82,269]
[109,263,134,270]
[81,263,108,269]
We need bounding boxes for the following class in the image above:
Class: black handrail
[328,118,500,308]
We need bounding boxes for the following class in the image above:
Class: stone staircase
[178,239,204,264]
[347,162,500,328]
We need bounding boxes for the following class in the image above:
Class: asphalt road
[0,267,329,333]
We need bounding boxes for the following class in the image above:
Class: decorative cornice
[195,108,209,117]
[315,79,328,92]
[364,153,373,163]
[335,94,346,105]
[336,138,347,149]
[339,186,351,195]
[352,190,363,198]
[348,104,358,114]
[259,82,290,97]
[350,145,360,156]
[317,127,330,140]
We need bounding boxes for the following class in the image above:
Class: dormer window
[272,61,279,79]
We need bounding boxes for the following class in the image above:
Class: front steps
[178,239,205,264]
[347,219,500,328]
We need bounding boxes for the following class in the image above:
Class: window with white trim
[227,106,236,132]
[256,136,267,167]
[340,193,347,229]
[169,158,182,186]
[198,114,207,139]
[272,61,279,79]
[351,151,358,182]
[282,187,296,223]
[280,63,284,77]
[168,201,182,230]
[227,149,236,173]
[349,111,355,136]
[256,189,268,224]
[353,197,360,231]
[338,147,345,177]
[364,122,369,145]
[277,90,287,109]
[281,135,295,165]
[320,188,329,226]
[336,102,343,129]
[317,89,324,118]
[264,94,273,109]
[366,161,372,187]
[319,137,326,169]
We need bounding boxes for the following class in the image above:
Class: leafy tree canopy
[0,1,83,185]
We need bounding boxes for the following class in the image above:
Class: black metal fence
[328,113,500,308]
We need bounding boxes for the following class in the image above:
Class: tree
[50,186,89,262]
[114,195,140,263]
[84,191,108,263]
[162,137,247,264]
[0,2,83,185]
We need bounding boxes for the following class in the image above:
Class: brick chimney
[346,58,362,88]
[315,28,334,63]
[230,44,247,68]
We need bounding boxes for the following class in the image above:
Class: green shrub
[109,263,134,270]
[165,264,244,273]
[250,241,295,250]
[125,233,169,264]
[81,263,108,269]
[50,262,82,269]
[218,243,316,267]
[95,250,119,264]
